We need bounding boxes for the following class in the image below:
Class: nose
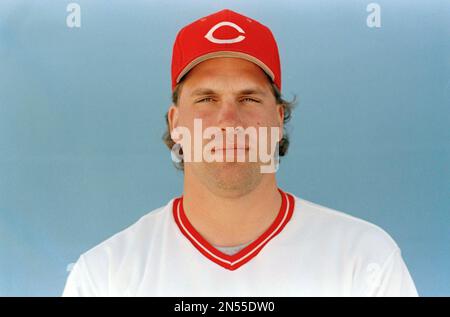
[216,99,244,131]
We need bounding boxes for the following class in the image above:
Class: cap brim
[176,51,275,84]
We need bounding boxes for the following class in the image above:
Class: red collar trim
[172,188,295,271]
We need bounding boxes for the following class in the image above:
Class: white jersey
[62,189,418,296]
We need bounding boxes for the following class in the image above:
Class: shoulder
[68,199,176,293]
[289,194,400,256]
[63,198,176,296]
[287,195,417,296]
[82,198,174,260]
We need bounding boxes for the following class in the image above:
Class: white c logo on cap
[204,21,245,44]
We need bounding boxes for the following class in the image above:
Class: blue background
[0,0,448,296]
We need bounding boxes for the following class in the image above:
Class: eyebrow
[190,87,268,97]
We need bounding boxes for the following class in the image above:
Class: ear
[276,104,284,142]
[167,104,179,141]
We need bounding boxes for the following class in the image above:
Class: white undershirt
[213,240,254,255]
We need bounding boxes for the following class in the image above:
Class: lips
[213,146,249,151]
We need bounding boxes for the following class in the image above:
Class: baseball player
[63,9,418,296]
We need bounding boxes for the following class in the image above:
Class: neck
[182,171,282,247]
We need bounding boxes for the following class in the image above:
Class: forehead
[181,57,272,93]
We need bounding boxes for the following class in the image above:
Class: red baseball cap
[171,9,282,92]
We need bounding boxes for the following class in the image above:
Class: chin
[205,163,262,192]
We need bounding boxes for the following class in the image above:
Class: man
[63,9,418,296]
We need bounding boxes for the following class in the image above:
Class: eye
[240,97,260,103]
[196,97,215,103]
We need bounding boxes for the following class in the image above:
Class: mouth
[212,147,249,151]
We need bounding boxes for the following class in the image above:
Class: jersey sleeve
[61,255,98,297]
[363,248,418,297]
